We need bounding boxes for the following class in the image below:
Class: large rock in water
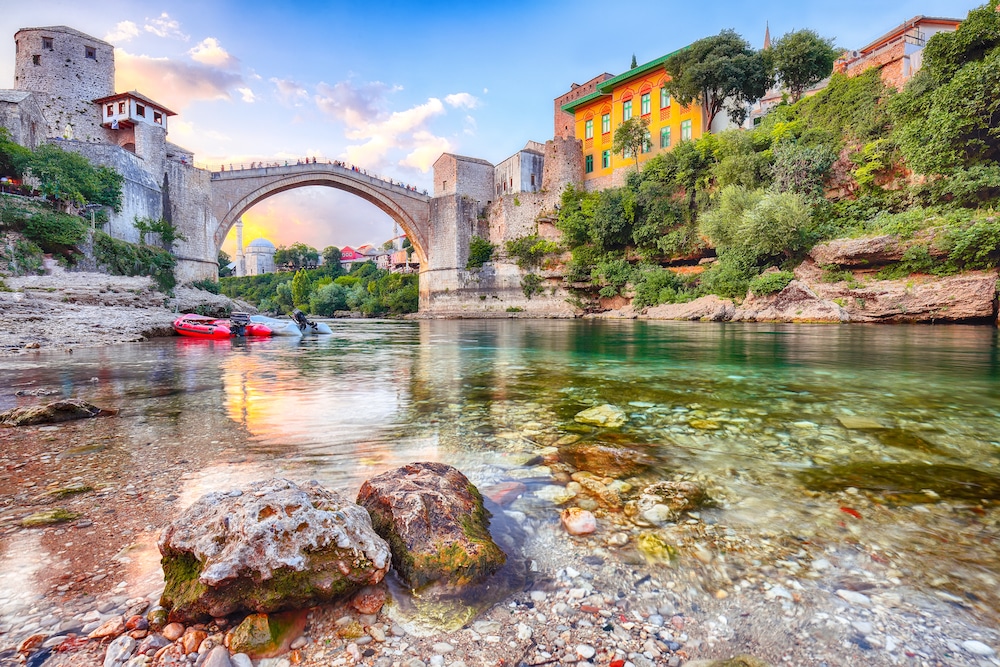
[158,478,390,622]
[356,462,506,589]
[0,399,112,426]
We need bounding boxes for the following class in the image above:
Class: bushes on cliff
[93,231,176,292]
[27,144,123,212]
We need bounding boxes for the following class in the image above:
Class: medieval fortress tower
[2,25,218,283]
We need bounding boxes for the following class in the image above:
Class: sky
[0,0,979,255]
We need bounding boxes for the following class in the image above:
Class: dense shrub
[466,235,495,270]
[749,270,795,295]
[632,267,695,308]
[189,278,219,294]
[310,282,350,315]
[505,234,560,269]
[93,231,176,292]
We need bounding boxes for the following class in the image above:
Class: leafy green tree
[556,184,599,248]
[27,144,123,211]
[218,250,233,277]
[310,282,349,315]
[631,54,638,69]
[321,245,344,277]
[612,117,651,172]
[891,3,1000,176]
[274,242,319,270]
[0,128,32,179]
[663,29,771,130]
[591,187,635,251]
[771,29,839,102]
[291,268,312,306]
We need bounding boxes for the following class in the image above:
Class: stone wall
[14,27,115,143]
[165,158,218,284]
[0,91,45,149]
[494,148,544,197]
[541,136,584,194]
[54,140,162,243]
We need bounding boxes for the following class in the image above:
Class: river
[1,320,999,664]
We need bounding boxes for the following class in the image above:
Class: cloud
[316,80,461,173]
[315,80,398,125]
[271,78,310,107]
[115,49,246,109]
[400,131,453,172]
[445,92,479,109]
[144,13,189,41]
[237,87,256,103]
[105,21,139,43]
[188,38,239,70]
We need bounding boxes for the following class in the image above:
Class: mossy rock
[21,508,79,527]
[158,479,390,623]
[227,610,307,659]
[358,462,506,589]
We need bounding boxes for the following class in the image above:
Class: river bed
[1,320,999,666]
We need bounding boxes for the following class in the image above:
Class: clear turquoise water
[2,320,999,624]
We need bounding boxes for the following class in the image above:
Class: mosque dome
[246,238,275,249]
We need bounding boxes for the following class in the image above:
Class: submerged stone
[574,404,627,428]
[799,463,1000,502]
[159,478,390,622]
[636,533,678,564]
[558,442,652,479]
[837,415,887,430]
[357,462,506,589]
[227,611,307,659]
[1,399,112,427]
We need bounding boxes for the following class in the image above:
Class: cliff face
[600,239,1000,326]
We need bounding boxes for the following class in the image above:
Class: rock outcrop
[640,295,735,321]
[808,235,920,267]
[159,478,390,622]
[0,399,112,426]
[732,280,849,323]
[356,462,506,589]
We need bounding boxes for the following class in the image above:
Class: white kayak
[249,315,303,337]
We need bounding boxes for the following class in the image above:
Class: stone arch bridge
[208,162,432,266]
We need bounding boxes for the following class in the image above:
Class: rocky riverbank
[0,273,254,356]
[3,396,1000,667]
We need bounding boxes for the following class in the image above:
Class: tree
[321,245,343,276]
[612,116,651,172]
[771,29,839,102]
[631,54,638,69]
[27,144,124,212]
[274,242,319,270]
[291,268,312,307]
[218,250,233,277]
[0,128,32,179]
[663,30,771,131]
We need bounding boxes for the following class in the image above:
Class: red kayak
[173,313,272,339]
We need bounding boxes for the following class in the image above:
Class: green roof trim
[595,47,687,93]
[560,89,610,114]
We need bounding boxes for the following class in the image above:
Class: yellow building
[559,50,704,188]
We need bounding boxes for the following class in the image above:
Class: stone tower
[14,26,115,142]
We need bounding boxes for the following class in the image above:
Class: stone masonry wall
[0,93,45,149]
[55,140,161,243]
[14,27,115,143]
[165,159,218,284]
[844,42,907,89]
[542,136,584,194]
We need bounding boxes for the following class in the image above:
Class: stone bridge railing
[205,159,430,199]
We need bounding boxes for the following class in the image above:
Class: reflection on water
[1,320,999,629]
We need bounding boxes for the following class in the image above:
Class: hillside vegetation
[553,1,1000,309]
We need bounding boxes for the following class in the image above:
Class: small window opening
[106,105,113,116]
[118,102,125,113]
[153,112,163,124]
[42,37,53,50]
[136,104,145,117]
[85,46,96,60]
[32,55,40,66]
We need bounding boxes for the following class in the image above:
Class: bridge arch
[211,165,431,268]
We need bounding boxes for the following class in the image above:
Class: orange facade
[560,53,704,186]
